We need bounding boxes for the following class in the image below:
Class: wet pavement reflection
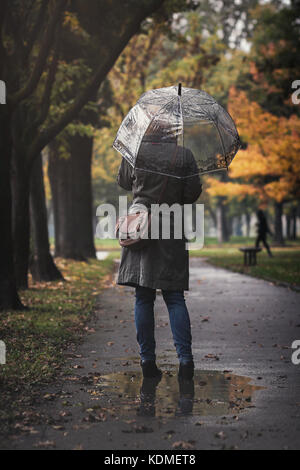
[97,370,264,419]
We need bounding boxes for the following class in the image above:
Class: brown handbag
[115,209,151,250]
[115,145,179,250]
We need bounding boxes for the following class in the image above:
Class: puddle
[94,370,264,419]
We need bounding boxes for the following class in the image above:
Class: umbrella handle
[178,83,182,96]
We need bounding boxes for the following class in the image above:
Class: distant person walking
[255,210,273,257]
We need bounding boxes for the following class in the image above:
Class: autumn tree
[94,4,259,241]
[196,0,260,49]
[207,87,300,244]
[0,0,172,308]
[93,21,168,205]
[244,0,300,118]
[93,10,223,208]
[204,1,300,242]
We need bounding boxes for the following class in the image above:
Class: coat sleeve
[182,149,202,204]
[117,158,134,191]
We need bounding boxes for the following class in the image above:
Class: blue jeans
[134,286,193,364]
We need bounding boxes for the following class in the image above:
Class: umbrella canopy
[113,84,241,179]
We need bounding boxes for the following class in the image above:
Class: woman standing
[116,134,202,381]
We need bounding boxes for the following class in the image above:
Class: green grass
[93,236,269,250]
[0,256,115,435]
[92,236,300,288]
[49,237,121,252]
[95,238,121,250]
[192,245,300,288]
[93,236,300,251]
[203,236,256,246]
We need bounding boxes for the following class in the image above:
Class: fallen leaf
[34,440,56,448]
[172,441,195,450]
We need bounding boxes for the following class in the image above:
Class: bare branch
[28,0,165,162]
[29,55,114,160]
[35,32,60,129]
[9,0,67,108]
[0,0,9,76]
[5,5,26,58]
[25,0,49,61]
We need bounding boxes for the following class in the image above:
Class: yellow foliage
[93,25,164,182]
[63,12,85,36]
[212,87,300,203]
[206,177,259,200]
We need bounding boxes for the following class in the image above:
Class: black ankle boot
[176,378,195,416]
[141,361,162,379]
[178,361,194,380]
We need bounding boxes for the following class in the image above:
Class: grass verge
[191,246,300,288]
[93,237,300,288]
[0,256,115,438]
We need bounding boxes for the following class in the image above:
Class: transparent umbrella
[113,84,241,179]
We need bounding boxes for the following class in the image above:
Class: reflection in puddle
[97,370,264,419]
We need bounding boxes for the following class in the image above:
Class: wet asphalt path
[4,257,300,450]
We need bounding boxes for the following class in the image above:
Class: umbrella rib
[133,95,178,169]
[212,118,228,171]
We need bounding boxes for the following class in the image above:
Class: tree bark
[29,0,165,159]
[29,153,64,282]
[274,201,284,245]
[11,149,31,290]
[49,136,96,260]
[0,111,23,309]
[10,0,67,107]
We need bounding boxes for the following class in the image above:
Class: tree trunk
[274,201,284,245]
[48,136,96,260]
[235,215,243,237]
[11,149,31,290]
[69,134,96,259]
[0,0,166,307]
[0,111,23,309]
[216,197,229,243]
[286,214,292,240]
[207,206,217,229]
[227,215,233,238]
[29,153,64,282]
[292,207,297,240]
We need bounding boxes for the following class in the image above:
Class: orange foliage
[207,87,300,203]
[206,178,259,200]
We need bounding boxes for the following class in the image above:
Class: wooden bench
[239,247,262,266]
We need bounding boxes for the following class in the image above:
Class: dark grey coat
[116,140,202,291]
